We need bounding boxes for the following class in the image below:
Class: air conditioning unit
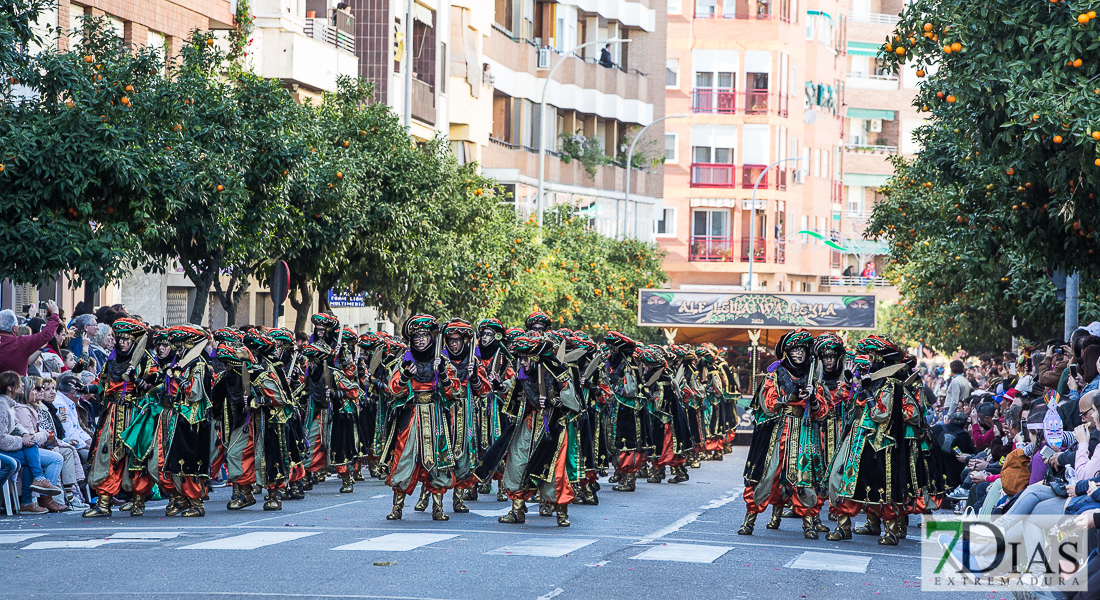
[537,48,552,70]
[869,118,883,133]
[792,169,806,184]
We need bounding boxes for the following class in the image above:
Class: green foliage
[558,131,610,179]
[620,125,667,171]
[0,16,167,290]
[0,0,50,74]
[226,0,254,64]
[868,1,1100,350]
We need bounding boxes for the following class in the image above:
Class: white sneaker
[65,494,89,510]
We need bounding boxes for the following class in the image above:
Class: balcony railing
[304,17,355,53]
[740,236,767,262]
[846,72,899,82]
[775,241,785,264]
[831,180,843,202]
[690,163,737,187]
[844,144,898,154]
[689,235,736,261]
[742,164,768,189]
[722,9,773,19]
[744,89,769,115]
[411,78,436,125]
[819,275,892,287]
[848,11,901,25]
[691,88,738,114]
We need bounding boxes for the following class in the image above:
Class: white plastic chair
[2,477,18,515]
[978,478,1003,521]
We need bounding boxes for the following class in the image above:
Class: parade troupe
[80,310,944,543]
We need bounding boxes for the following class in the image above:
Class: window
[666,59,679,88]
[668,0,682,14]
[665,133,678,162]
[655,208,677,236]
[692,146,734,164]
[814,148,821,177]
[805,14,815,39]
[692,209,729,238]
[848,185,865,216]
[166,288,190,326]
[695,0,716,18]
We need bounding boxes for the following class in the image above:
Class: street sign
[328,290,367,308]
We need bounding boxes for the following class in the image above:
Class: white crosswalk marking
[0,533,47,544]
[109,531,182,539]
[332,533,457,551]
[469,507,512,518]
[24,539,158,550]
[630,543,733,564]
[178,531,321,550]
[485,538,598,557]
[785,551,872,573]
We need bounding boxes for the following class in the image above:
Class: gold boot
[539,501,553,517]
[894,516,909,540]
[129,496,146,517]
[737,511,757,535]
[263,489,282,511]
[498,498,526,523]
[802,515,819,540]
[227,484,256,510]
[119,500,134,512]
[813,515,829,533]
[556,503,570,527]
[165,493,186,517]
[452,489,469,514]
[179,497,205,517]
[612,473,636,492]
[826,514,852,541]
[431,492,449,521]
[765,504,783,530]
[386,492,406,520]
[82,492,112,518]
[853,513,881,536]
[339,473,354,493]
[414,488,430,511]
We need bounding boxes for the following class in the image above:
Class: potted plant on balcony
[875,138,888,154]
[559,131,611,180]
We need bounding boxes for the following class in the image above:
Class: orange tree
[0,16,168,297]
[870,0,1100,348]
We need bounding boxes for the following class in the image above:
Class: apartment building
[659,0,913,297]
[837,0,920,288]
[479,0,667,239]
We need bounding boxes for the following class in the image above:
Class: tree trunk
[188,269,214,325]
[317,285,332,314]
[288,275,313,333]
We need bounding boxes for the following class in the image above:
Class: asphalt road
[1,447,991,600]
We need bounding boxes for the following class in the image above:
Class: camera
[39,301,47,311]
[1055,347,1065,356]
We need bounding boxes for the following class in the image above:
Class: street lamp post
[622,113,689,239]
[747,157,807,290]
[536,38,630,226]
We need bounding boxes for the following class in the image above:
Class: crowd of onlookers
[918,324,1100,594]
[0,300,138,514]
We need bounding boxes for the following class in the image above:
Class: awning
[807,10,833,20]
[844,173,892,187]
[845,107,896,120]
[847,41,881,57]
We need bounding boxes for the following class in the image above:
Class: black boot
[414,488,430,511]
[647,466,666,484]
[853,513,881,536]
[802,515,819,540]
[737,511,757,535]
[263,489,282,511]
[826,515,852,541]
[668,466,689,483]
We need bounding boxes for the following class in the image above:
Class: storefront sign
[638,290,876,329]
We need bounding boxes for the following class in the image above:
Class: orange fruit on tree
[1093,131,1100,140]
[943,45,952,53]
[1006,168,1015,175]
[1075,59,1084,67]
[1054,135,1063,143]
[1091,11,1097,17]
[923,23,933,32]
[895,47,905,56]
[1080,14,1090,24]
[951,42,962,52]
[1033,114,1040,121]
[916,69,925,77]
[83,55,93,63]
[936,91,945,98]
[216,184,224,191]
[946,95,956,103]
[1095,158,1100,166]
[206,38,214,46]
[336,171,343,179]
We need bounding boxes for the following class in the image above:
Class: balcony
[304,17,354,53]
[690,163,737,187]
[831,180,843,202]
[819,275,892,288]
[848,12,901,25]
[411,78,435,125]
[691,88,738,114]
[844,144,898,154]
[845,71,900,90]
[742,164,768,189]
[254,21,358,93]
[744,89,769,115]
[740,237,767,262]
[689,236,736,261]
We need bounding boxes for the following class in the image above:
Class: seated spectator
[934,411,977,490]
[0,371,63,513]
[1068,343,1100,405]
[971,401,999,451]
[14,376,86,510]
[52,374,93,462]
[0,301,60,376]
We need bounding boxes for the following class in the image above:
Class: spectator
[0,371,63,513]
[944,359,971,415]
[53,374,93,460]
[68,313,98,359]
[0,300,60,376]
[970,401,999,451]
[842,265,854,277]
[599,43,614,68]
[1068,343,1100,404]
[11,377,71,512]
[85,323,112,374]
[934,411,977,489]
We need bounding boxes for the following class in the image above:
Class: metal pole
[748,157,807,290]
[624,113,689,239]
[403,0,414,129]
[536,38,630,226]
[1065,270,1080,340]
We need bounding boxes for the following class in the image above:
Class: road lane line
[232,500,365,526]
